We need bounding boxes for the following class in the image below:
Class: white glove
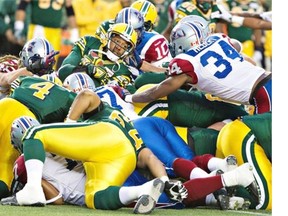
[211,4,232,22]
[260,11,272,22]
[253,50,263,67]
[14,20,24,41]
[70,28,79,43]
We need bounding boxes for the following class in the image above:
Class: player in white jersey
[124,20,271,107]
[115,7,172,68]
[40,153,86,206]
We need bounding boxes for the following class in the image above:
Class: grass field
[0,205,272,216]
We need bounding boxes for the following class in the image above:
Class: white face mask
[106,50,120,62]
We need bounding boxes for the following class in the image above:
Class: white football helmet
[179,15,210,39]
[63,72,96,93]
[19,37,59,75]
[170,21,205,56]
[131,0,158,31]
[114,7,145,43]
[11,116,40,153]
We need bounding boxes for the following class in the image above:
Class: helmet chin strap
[106,49,120,62]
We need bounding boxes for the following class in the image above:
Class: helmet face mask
[19,37,59,75]
[11,116,40,153]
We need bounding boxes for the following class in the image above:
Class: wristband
[70,28,79,43]
[231,16,244,26]
[14,21,24,31]
[66,6,75,17]
[65,118,77,123]
[222,119,232,124]
[125,95,133,103]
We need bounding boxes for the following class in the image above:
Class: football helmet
[131,0,158,32]
[95,19,115,45]
[11,116,40,153]
[106,23,138,61]
[19,37,59,75]
[179,15,210,39]
[170,21,205,56]
[63,72,96,93]
[40,74,63,86]
[114,7,145,43]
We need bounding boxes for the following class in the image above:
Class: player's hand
[164,180,188,202]
[14,21,24,41]
[260,11,272,22]
[109,84,131,100]
[211,4,232,23]
[86,64,106,78]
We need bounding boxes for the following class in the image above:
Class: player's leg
[0,98,36,199]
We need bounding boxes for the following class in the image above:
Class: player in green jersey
[58,23,139,90]
[0,37,76,200]
[1,89,180,214]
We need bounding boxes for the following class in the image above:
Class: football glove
[109,84,131,100]
[14,21,24,41]
[164,180,188,202]
[211,4,232,22]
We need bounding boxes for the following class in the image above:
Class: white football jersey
[137,31,172,67]
[43,153,86,206]
[168,33,266,104]
[95,85,140,120]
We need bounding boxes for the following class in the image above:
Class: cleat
[226,155,237,166]
[222,163,256,188]
[134,195,155,214]
[242,198,251,210]
[216,169,237,197]
[1,195,20,206]
[213,188,229,210]
[3,184,46,206]
[228,196,251,210]
[133,178,164,214]
[246,180,261,205]
[222,155,238,172]
[0,195,44,207]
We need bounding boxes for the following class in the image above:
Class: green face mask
[197,2,212,14]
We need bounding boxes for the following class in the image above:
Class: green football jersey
[10,76,76,123]
[29,0,65,28]
[58,35,133,87]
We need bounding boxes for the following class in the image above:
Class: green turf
[0,205,272,216]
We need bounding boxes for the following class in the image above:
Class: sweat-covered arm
[66,89,101,122]
[136,148,168,182]
[126,74,189,103]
